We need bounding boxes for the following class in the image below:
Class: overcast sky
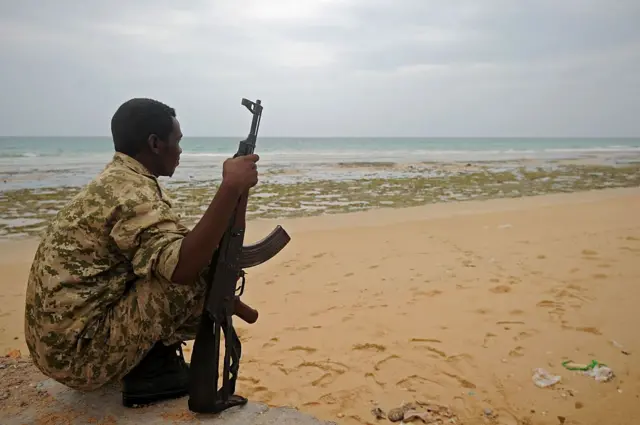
[1,0,639,137]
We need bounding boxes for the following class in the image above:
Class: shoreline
[2,185,639,244]
[2,162,640,238]
[1,187,640,424]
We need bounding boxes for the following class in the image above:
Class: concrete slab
[3,359,337,425]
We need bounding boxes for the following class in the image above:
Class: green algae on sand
[1,164,639,237]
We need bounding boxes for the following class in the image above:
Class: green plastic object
[561,359,606,371]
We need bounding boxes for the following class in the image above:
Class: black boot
[122,341,190,407]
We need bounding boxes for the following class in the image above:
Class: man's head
[111,98,183,177]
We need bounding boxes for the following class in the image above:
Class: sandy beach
[1,187,640,424]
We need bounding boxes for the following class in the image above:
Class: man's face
[154,117,183,177]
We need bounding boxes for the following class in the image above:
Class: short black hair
[111,98,177,156]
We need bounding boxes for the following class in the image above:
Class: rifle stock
[188,98,291,414]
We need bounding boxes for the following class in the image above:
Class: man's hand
[222,154,259,193]
[173,153,260,285]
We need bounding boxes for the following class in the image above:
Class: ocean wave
[181,146,640,156]
[543,147,640,152]
[179,153,231,158]
[2,144,640,171]
[0,152,42,158]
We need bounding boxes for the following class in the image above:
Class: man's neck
[132,153,159,177]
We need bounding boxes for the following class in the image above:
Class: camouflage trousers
[43,272,208,391]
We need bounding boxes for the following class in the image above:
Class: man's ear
[147,134,161,154]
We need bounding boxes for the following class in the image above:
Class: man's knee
[111,276,207,348]
[27,339,147,392]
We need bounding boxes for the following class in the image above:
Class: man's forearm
[171,182,241,285]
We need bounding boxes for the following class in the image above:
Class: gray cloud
[1,0,639,136]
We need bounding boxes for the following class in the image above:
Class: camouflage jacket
[24,152,189,370]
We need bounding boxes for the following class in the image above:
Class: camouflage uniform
[24,152,207,391]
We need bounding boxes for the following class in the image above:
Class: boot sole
[122,388,188,408]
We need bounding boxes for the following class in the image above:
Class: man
[24,98,260,407]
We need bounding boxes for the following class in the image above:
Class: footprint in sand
[364,371,386,388]
[462,259,475,268]
[242,385,275,402]
[441,372,476,389]
[537,300,558,308]
[552,285,592,303]
[312,252,327,259]
[409,338,443,344]
[396,374,445,392]
[353,343,386,352]
[574,326,602,335]
[395,352,470,394]
[509,276,522,285]
[262,337,279,349]
[298,360,349,388]
[414,289,443,297]
[373,354,400,372]
[514,330,538,341]
[363,354,404,389]
[409,339,448,359]
[537,300,566,321]
[271,360,292,376]
[490,285,512,294]
[482,333,497,348]
[283,326,309,332]
[497,320,524,331]
[237,376,261,385]
[496,321,525,325]
[289,345,317,354]
[508,346,525,357]
[310,306,337,317]
[619,246,640,253]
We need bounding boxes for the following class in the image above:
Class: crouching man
[24,98,259,406]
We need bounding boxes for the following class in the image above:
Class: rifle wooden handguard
[234,298,258,324]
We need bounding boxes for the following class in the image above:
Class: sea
[1,136,640,191]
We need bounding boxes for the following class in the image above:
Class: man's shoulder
[47,164,161,230]
[98,162,158,196]
[64,163,163,215]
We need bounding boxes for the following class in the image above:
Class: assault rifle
[188,98,291,414]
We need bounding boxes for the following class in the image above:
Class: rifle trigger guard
[236,270,246,297]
